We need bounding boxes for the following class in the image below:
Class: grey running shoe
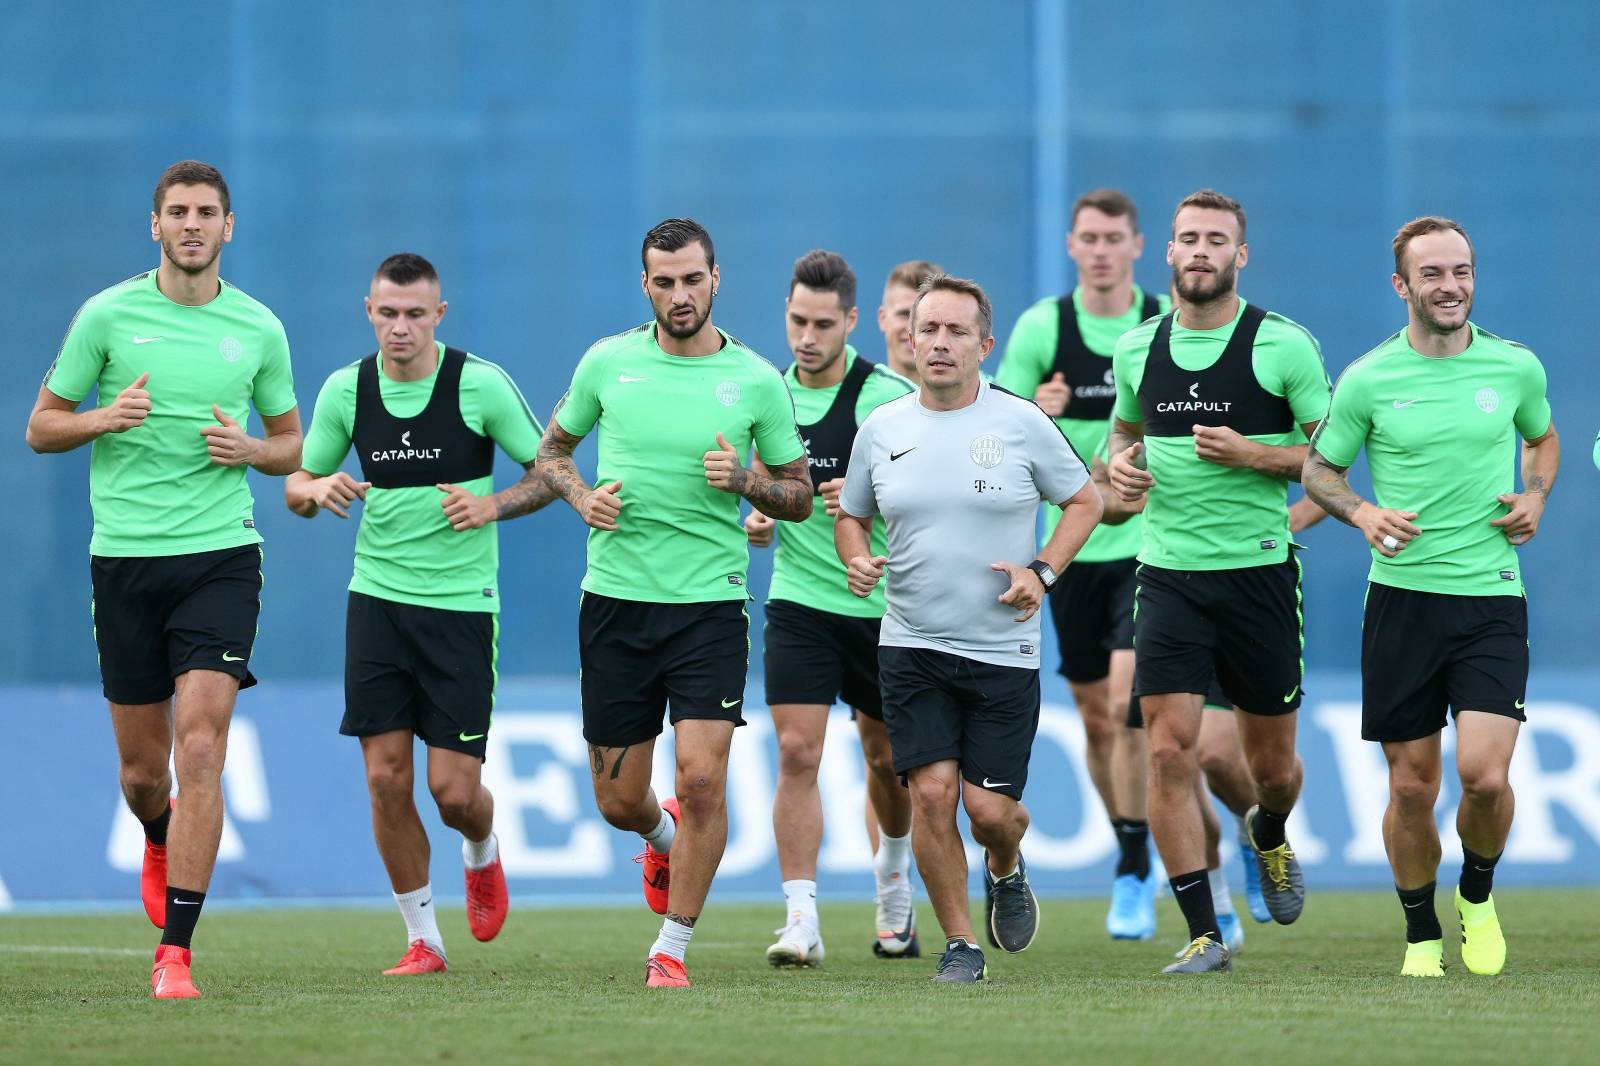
[1246,804,1306,925]
[1162,935,1233,974]
[932,938,986,983]
[983,851,1040,954]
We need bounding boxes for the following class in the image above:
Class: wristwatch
[1026,560,1058,591]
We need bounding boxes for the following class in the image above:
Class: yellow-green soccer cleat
[1455,889,1507,975]
[1400,938,1445,977]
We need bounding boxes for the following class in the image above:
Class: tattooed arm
[537,420,623,531]
[1303,445,1420,559]
[703,438,813,522]
[1491,421,1559,546]
[494,460,559,520]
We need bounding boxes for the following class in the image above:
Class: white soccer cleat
[766,916,825,968]
[873,877,920,958]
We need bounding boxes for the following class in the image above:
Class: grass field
[3,890,1597,1065]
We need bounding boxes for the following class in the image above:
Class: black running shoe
[932,937,986,984]
[983,850,1040,953]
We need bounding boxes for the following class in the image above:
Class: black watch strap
[1026,560,1058,591]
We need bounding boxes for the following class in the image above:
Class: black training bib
[797,356,874,493]
[353,346,495,488]
[1051,291,1163,422]
[1137,304,1293,437]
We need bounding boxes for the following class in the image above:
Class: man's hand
[200,404,261,467]
[99,372,152,434]
[846,554,887,598]
[304,472,371,519]
[992,561,1046,621]
[1352,501,1421,558]
[1034,372,1070,418]
[438,483,497,531]
[1108,441,1155,502]
[703,432,747,494]
[579,480,624,531]
[1490,491,1545,546]
[1191,424,1259,468]
[745,509,776,548]
[817,477,844,517]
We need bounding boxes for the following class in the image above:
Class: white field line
[0,944,152,957]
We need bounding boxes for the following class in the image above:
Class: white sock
[394,883,444,953]
[462,831,498,871]
[641,807,675,854]
[649,916,694,962]
[1209,865,1235,917]
[874,830,911,888]
[782,878,818,927]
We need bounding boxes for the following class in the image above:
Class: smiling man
[26,160,301,999]
[837,274,1102,983]
[538,218,812,988]
[1107,188,1331,974]
[1303,217,1558,978]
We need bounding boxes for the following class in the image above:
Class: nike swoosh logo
[171,898,201,906]
[132,335,163,344]
[1514,699,1525,709]
[1393,398,1423,409]
[459,732,486,742]
[981,777,1010,789]
[420,899,431,908]
[1283,685,1299,702]
[1175,880,1202,893]
[1403,900,1424,908]
[221,652,245,662]
[890,448,916,461]
[618,374,648,383]
[721,698,742,708]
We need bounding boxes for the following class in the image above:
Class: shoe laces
[1176,936,1213,963]
[876,882,913,929]
[1261,845,1296,892]
[992,871,1034,913]
[936,943,975,977]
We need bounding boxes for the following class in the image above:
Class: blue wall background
[6,0,1598,687]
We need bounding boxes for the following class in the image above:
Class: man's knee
[674,758,727,818]
[118,760,170,801]
[173,725,227,780]
[365,757,414,805]
[775,732,824,781]
[908,770,959,816]
[430,779,478,826]
[1459,762,1511,807]
[964,793,1020,839]
[1147,736,1197,787]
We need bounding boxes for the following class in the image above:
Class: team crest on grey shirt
[970,434,1004,468]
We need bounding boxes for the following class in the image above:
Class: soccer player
[285,253,553,976]
[996,188,1169,940]
[26,160,301,999]
[537,218,812,988]
[877,260,944,383]
[837,275,1102,983]
[1303,216,1558,978]
[744,250,918,966]
[1108,189,1331,974]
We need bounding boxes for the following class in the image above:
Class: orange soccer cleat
[645,953,690,988]
[465,858,509,942]
[635,797,679,915]
[382,940,448,976]
[150,944,201,999]
[142,839,168,929]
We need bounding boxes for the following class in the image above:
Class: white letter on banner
[648,718,777,877]
[1010,705,1113,868]
[1498,703,1600,862]
[481,712,610,878]
[819,711,872,872]
[1316,702,1394,865]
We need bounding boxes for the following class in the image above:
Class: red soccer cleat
[383,940,448,976]
[151,944,201,999]
[635,797,679,915]
[645,952,690,988]
[142,839,168,929]
[465,858,509,942]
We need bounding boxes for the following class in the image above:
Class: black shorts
[762,599,883,719]
[1361,583,1528,743]
[341,592,498,759]
[1049,557,1137,683]
[1133,555,1304,717]
[579,592,749,747]
[878,645,1040,801]
[1126,676,1232,729]
[90,545,262,704]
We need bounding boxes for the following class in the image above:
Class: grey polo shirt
[839,382,1090,668]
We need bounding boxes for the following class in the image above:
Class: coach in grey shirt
[836,274,1102,984]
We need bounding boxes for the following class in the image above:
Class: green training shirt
[998,286,1168,561]
[46,270,297,557]
[769,348,914,617]
[301,344,543,613]
[1112,300,1330,570]
[1312,324,1551,597]
[554,323,806,604]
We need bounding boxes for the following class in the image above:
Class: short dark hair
[153,160,230,216]
[1172,188,1247,243]
[374,252,439,287]
[790,249,856,310]
[912,274,994,340]
[641,217,715,270]
[1392,216,1474,277]
[1071,188,1139,233]
[886,259,943,292]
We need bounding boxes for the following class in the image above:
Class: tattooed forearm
[495,461,559,520]
[536,421,595,509]
[1302,447,1367,525]
[1521,422,1559,499]
[731,455,813,522]
[1109,417,1142,460]
[587,744,631,781]
[1253,442,1308,482]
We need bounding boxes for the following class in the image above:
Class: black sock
[140,806,171,847]
[1112,819,1151,879]
[1169,869,1219,942]
[1251,806,1290,851]
[1396,881,1443,943]
[1459,847,1500,904]
[159,887,206,950]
